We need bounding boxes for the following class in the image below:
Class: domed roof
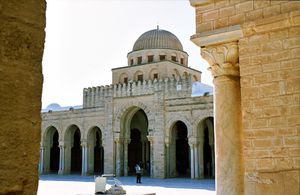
[132,27,183,51]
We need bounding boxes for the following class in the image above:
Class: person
[135,163,142,183]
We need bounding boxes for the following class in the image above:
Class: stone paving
[38,175,215,195]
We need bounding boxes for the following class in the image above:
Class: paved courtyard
[38,175,215,195]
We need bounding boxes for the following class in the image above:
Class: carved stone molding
[114,137,123,144]
[201,41,240,78]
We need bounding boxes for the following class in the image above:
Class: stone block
[263,4,281,18]
[281,1,300,13]
[246,9,263,21]
[236,1,253,14]
[202,10,219,22]
[219,6,236,18]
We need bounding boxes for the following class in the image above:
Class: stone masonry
[190,0,300,195]
[0,1,46,194]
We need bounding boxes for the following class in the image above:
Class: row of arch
[40,107,214,179]
[118,68,199,84]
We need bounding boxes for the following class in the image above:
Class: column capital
[114,137,123,144]
[201,41,240,78]
[147,135,154,143]
[81,139,88,147]
[59,141,65,148]
[188,137,198,146]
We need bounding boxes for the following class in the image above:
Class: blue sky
[42,0,212,108]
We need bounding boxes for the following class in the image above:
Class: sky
[42,0,212,108]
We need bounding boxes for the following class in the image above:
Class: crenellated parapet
[83,75,193,108]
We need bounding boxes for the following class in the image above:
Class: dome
[132,27,183,51]
[46,103,61,110]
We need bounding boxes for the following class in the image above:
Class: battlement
[83,76,193,108]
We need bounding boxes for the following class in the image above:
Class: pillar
[147,136,154,177]
[201,41,243,194]
[123,139,130,176]
[115,138,122,176]
[58,143,65,175]
[190,143,195,179]
[81,141,88,176]
[194,144,199,178]
[39,146,44,174]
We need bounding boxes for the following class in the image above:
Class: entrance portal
[121,108,150,176]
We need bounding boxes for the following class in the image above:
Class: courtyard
[37,175,215,195]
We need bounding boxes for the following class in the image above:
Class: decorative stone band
[201,42,240,78]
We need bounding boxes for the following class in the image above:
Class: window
[137,56,142,64]
[148,55,154,63]
[171,56,177,62]
[159,55,166,61]
[124,77,128,84]
[153,73,158,79]
[137,74,143,81]
[130,59,133,65]
[180,58,184,64]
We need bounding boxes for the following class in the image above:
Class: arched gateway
[115,106,150,176]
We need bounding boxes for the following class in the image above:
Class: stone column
[194,144,199,178]
[165,137,170,178]
[198,140,204,178]
[123,139,130,176]
[58,143,65,175]
[39,146,44,174]
[147,136,154,177]
[115,138,123,177]
[81,141,88,176]
[190,144,195,179]
[202,41,243,194]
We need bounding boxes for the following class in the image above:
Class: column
[194,144,199,178]
[198,141,204,178]
[147,136,154,177]
[39,146,44,174]
[58,144,65,175]
[190,144,195,179]
[81,141,88,176]
[123,139,130,176]
[115,138,122,177]
[202,41,243,194]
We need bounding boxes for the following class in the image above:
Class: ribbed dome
[132,28,183,51]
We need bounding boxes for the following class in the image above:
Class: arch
[118,73,129,84]
[168,120,189,178]
[42,126,60,174]
[134,70,144,81]
[149,68,159,80]
[193,75,199,82]
[173,69,180,78]
[166,115,192,139]
[64,124,82,174]
[196,117,215,179]
[114,102,152,176]
[87,126,104,175]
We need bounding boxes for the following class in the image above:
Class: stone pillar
[194,144,199,178]
[115,138,122,177]
[39,146,44,174]
[123,139,130,176]
[58,143,65,175]
[165,137,170,178]
[81,141,88,176]
[198,140,204,178]
[202,41,243,194]
[147,136,154,177]
[190,144,195,179]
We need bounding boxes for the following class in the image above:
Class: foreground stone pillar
[202,41,244,194]
[0,2,45,193]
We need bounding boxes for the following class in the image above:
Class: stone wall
[0,0,45,194]
[190,0,300,194]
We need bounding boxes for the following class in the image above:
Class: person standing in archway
[135,163,142,183]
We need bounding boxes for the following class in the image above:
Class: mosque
[40,27,214,179]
